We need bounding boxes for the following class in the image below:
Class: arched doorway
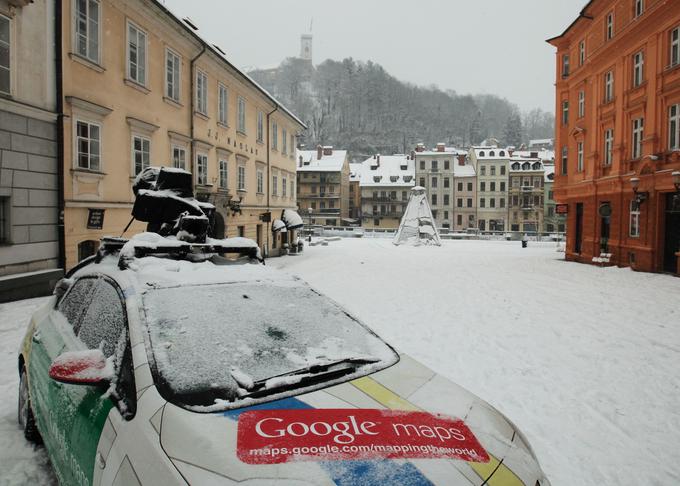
[213,212,226,239]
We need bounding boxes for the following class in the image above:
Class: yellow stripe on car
[351,376,525,486]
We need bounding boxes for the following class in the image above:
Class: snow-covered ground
[1,239,679,485]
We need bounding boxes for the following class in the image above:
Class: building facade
[360,154,414,229]
[297,146,349,226]
[414,143,468,230]
[508,158,545,233]
[469,147,511,231]
[60,0,305,269]
[0,0,62,301]
[348,162,362,220]
[549,0,680,274]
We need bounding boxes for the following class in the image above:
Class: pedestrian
[522,233,528,248]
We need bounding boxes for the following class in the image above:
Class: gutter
[55,0,65,271]
[189,45,207,184]
[265,105,278,255]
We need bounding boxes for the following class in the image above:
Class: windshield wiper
[235,357,381,398]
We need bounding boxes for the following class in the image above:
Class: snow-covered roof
[544,165,555,182]
[511,150,555,162]
[509,158,544,172]
[454,164,476,177]
[414,148,467,156]
[297,149,348,172]
[359,155,415,187]
[529,138,554,147]
[349,163,364,182]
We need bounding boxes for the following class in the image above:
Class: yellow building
[296,146,349,226]
[60,0,305,269]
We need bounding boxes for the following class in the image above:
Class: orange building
[548,0,680,275]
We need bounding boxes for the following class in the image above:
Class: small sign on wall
[556,204,568,215]
[87,209,105,229]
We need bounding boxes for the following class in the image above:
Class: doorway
[575,203,583,254]
[663,193,680,273]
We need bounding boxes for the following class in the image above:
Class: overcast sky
[161,0,586,114]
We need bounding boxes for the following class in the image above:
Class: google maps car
[18,233,550,486]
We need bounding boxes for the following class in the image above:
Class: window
[491,166,496,176]
[457,182,463,191]
[490,198,496,208]
[218,84,228,125]
[630,200,640,237]
[238,166,246,191]
[444,195,450,205]
[132,135,150,175]
[457,214,462,226]
[604,71,614,102]
[419,177,425,187]
[282,176,287,197]
[432,177,438,188]
[74,0,100,63]
[578,91,585,118]
[635,0,644,18]
[419,160,425,170]
[290,134,295,155]
[669,104,680,150]
[480,198,485,208]
[444,178,450,188]
[256,112,263,142]
[237,97,246,133]
[196,153,208,185]
[561,146,568,175]
[196,70,207,115]
[76,120,101,171]
[282,128,288,154]
[671,27,680,68]
[467,182,473,191]
[431,194,437,206]
[172,146,186,169]
[467,198,472,208]
[480,182,485,192]
[127,22,147,85]
[291,181,295,198]
[500,182,506,191]
[444,211,449,220]
[632,118,644,159]
[480,166,486,176]
[500,198,505,208]
[604,129,613,166]
[165,49,180,102]
[0,15,10,94]
[444,160,450,170]
[500,166,506,176]
[606,12,614,41]
[272,174,278,196]
[577,142,584,172]
[219,159,228,189]
[78,280,125,359]
[579,40,586,66]
[431,160,438,171]
[457,198,463,208]
[562,54,570,77]
[490,182,496,192]
[256,170,263,193]
[272,121,278,149]
[633,51,644,87]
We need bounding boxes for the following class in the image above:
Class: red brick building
[548,0,680,275]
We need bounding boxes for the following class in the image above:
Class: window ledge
[256,191,265,195]
[236,130,247,137]
[124,78,150,94]
[217,122,229,130]
[194,111,209,121]
[237,189,247,193]
[195,184,213,190]
[69,52,105,73]
[163,96,183,109]
[72,168,106,178]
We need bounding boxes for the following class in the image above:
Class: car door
[64,277,137,486]
[28,277,97,485]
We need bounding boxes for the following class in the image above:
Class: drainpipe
[265,105,278,256]
[55,0,65,271]
[189,45,206,186]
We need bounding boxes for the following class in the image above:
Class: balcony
[310,208,341,215]
[305,193,340,199]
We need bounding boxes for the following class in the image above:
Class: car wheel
[18,366,42,444]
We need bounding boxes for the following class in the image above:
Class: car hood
[159,354,546,485]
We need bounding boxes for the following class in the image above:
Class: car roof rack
[117,241,263,270]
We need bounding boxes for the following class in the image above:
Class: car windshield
[142,281,398,411]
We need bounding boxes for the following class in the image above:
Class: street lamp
[672,171,680,191]
[307,207,313,242]
[630,177,648,205]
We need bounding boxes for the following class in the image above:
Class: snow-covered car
[18,233,550,486]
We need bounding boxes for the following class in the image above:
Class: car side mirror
[49,349,113,386]
[53,278,72,299]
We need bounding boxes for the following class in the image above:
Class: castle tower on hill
[300,34,312,62]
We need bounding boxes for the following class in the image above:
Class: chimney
[410,150,416,160]
[376,154,381,167]
[317,145,323,160]
[299,155,303,167]
[415,143,425,153]
[323,146,333,156]
[457,154,466,166]
[436,143,445,152]
[373,154,377,160]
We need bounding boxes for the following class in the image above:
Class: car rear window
[142,281,398,411]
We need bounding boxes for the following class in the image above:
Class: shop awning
[272,219,287,233]
[281,209,304,230]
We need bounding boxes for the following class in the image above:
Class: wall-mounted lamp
[672,171,680,191]
[630,177,649,205]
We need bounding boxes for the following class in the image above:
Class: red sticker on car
[237,409,489,464]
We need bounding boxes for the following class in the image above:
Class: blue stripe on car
[224,397,434,486]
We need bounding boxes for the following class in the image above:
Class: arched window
[479,151,485,157]
[490,151,496,157]
[512,163,520,170]
[532,162,541,170]
[522,162,530,170]
[499,151,505,156]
